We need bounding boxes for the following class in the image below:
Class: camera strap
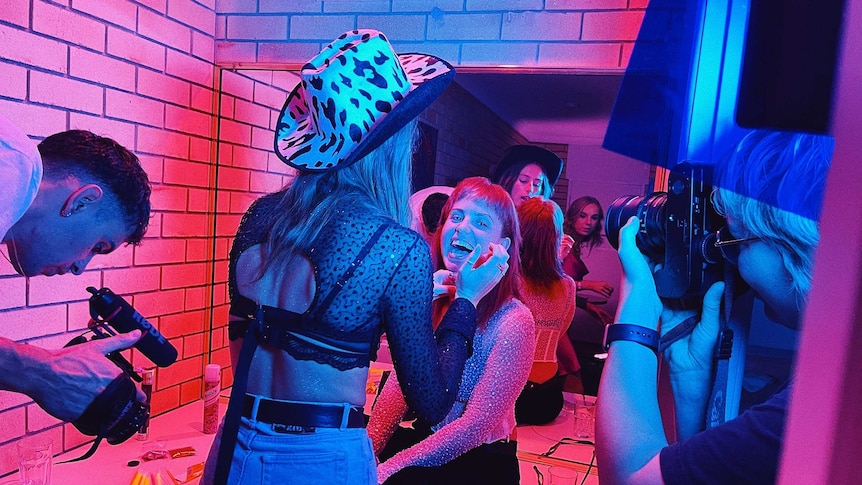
[705,266,740,429]
[212,306,262,485]
[56,436,105,463]
[59,374,144,463]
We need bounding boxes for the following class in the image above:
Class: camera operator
[596,130,833,484]
[0,114,151,421]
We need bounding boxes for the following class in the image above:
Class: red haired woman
[369,177,535,485]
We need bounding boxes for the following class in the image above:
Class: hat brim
[493,145,564,187]
[275,54,454,172]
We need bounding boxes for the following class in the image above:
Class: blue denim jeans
[202,415,376,485]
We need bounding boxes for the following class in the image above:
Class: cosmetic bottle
[203,364,221,434]
[136,367,155,440]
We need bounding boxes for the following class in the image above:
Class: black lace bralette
[227,191,425,371]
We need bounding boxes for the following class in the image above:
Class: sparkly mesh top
[520,276,576,364]
[229,191,473,423]
[368,298,535,476]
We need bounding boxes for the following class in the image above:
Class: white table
[48,379,599,484]
[52,399,222,485]
[516,393,599,485]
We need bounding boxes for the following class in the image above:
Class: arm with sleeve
[382,239,477,426]
[377,301,534,479]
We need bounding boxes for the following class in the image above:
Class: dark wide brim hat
[493,144,564,187]
[275,29,455,172]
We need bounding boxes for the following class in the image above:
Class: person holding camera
[562,196,615,325]
[0,114,152,421]
[596,130,832,484]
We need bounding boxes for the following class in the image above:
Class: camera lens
[605,192,667,258]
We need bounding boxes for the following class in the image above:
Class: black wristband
[603,324,660,353]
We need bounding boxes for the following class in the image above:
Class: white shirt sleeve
[0,113,42,242]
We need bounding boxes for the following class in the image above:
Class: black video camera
[63,287,178,457]
[605,163,725,300]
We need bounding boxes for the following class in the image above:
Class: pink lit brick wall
[207,67,297,386]
[0,0,218,475]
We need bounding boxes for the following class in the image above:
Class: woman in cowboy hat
[203,30,510,485]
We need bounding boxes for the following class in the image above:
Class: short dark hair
[38,130,151,244]
[421,192,450,234]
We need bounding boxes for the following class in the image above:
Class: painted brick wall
[215,0,645,67]
[0,0,218,476]
[207,67,298,387]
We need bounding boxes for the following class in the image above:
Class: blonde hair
[713,130,833,298]
[262,119,417,275]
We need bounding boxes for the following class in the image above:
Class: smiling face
[508,163,546,208]
[439,197,505,272]
[573,203,602,237]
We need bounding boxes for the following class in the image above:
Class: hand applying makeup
[434,241,511,306]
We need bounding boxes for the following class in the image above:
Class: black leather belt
[242,395,365,429]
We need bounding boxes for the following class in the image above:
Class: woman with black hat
[492,144,564,208]
[203,30,511,485]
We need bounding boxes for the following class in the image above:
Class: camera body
[64,287,178,448]
[606,162,724,299]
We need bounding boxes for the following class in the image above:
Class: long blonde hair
[261,119,417,275]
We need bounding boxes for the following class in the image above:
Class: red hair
[518,197,565,289]
[433,177,521,327]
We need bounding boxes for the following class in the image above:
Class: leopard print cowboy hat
[275,29,455,172]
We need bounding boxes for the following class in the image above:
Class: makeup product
[136,367,155,440]
[203,364,220,434]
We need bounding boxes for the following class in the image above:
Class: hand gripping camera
[605,162,725,300]
[62,287,178,460]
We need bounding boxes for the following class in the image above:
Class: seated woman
[368,177,535,485]
[202,31,510,485]
[562,196,615,325]
[514,197,577,425]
